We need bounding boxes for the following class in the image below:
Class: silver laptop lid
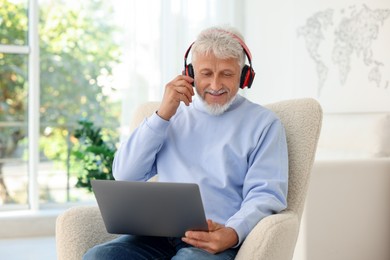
[91,180,208,237]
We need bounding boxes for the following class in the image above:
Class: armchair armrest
[236,211,299,260]
[56,206,118,260]
[56,207,299,260]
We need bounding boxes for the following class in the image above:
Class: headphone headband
[215,29,253,65]
[183,42,194,69]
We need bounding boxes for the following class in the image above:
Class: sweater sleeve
[225,119,289,246]
[112,112,170,181]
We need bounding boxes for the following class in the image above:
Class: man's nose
[209,76,221,90]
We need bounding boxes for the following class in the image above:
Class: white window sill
[0,201,97,239]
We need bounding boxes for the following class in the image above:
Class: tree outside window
[0,0,122,207]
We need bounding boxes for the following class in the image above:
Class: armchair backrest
[265,98,322,219]
[129,101,161,132]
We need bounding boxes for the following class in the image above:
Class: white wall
[243,0,390,159]
[243,0,390,113]
[242,0,295,105]
[241,2,390,260]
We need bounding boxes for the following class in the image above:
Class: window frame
[0,0,40,211]
[27,0,40,211]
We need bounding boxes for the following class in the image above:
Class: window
[0,0,243,212]
[1,0,30,210]
[1,0,123,211]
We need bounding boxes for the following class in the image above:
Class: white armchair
[56,98,322,260]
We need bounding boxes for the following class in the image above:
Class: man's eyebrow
[221,69,235,73]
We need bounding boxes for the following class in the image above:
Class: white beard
[200,95,236,116]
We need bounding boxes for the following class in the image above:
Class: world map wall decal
[297,4,390,97]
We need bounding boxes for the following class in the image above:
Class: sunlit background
[1,0,390,209]
[1,0,390,259]
[0,0,247,211]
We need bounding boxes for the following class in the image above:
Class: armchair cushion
[236,211,299,260]
[56,206,118,260]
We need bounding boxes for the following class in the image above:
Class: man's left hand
[182,219,238,254]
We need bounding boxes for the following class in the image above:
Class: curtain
[114,0,244,138]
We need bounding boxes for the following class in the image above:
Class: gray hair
[191,26,246,69]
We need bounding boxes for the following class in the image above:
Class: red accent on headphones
[182,32,255,89]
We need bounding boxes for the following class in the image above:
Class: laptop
[91,179,209,237]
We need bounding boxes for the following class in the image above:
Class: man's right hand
[157,75,195,121]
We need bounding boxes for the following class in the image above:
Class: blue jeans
[83,235,239,260]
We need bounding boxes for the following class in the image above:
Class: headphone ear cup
[182,64,194,77]
[247,67,255,88]
[240,65,250,89]
[187,63,194,78]
[240,65,255,89]
[185,64,195,86]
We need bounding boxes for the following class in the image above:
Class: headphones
[183,31,255,89]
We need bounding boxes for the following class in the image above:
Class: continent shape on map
[297,9,334,95]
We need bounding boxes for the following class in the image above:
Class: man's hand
[182,219,239,254]
[157,75,194,121]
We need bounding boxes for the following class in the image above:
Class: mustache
[204,88,228,95]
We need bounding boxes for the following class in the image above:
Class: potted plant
[72,120,116,192]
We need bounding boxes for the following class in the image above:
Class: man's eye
[201,72,212,76]
[223,73,233,77]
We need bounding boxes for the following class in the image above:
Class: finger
[167,75,193,89]
[172,87,192,106]
[207,219,215,230]
[185,230,206,241]
[176,89,193,105]
[182,237,218,254]
[164,83,192,104]
[175,84,194,99]
[180,93,191,106]
[178,74,195,87]
[175,76,195,95]
[166,79,193,99]
[181,74,195,82]
[207,219,223,232]
[182,236,212,251]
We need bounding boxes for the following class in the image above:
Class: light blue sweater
[113,95,288,245]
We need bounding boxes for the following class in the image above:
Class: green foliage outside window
[72,119,116,192]
[0,0,122,202]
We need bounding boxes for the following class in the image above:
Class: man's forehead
[194,51,238,61]
[194,53,239,67]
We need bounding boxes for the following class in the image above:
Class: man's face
[193,52,241,108]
